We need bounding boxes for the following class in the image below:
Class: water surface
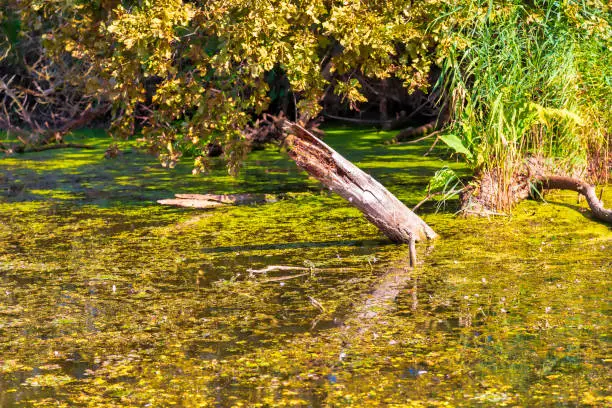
[0,128,610,406]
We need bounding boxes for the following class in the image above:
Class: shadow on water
[544,199,612,229]
[200,239,392,254]
[1,125,458,209]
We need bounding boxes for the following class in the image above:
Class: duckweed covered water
[0,128,610,406]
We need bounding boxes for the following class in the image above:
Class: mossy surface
[0,127,610,407]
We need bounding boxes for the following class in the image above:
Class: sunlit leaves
[6,0,448,173]
[334,78,367,110]
[9,0,608,187]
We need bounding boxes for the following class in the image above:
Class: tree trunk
[284,122,437,246]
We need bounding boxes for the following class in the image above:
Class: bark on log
[537,176,612,223]
[284,122,437,245]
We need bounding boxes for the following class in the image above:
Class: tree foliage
[2,0,610,187]
[4,0,445,172]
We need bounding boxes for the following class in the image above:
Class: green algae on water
[0,127,610,406]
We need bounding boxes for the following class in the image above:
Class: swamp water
[0,128,610,406]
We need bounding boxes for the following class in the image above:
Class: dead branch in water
[247,265,360,275]
[247,265,310,274]
[537,176,612,223]
[260,273,310,283]
[158,193,274,209]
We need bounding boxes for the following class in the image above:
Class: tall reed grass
[436,0,611,210]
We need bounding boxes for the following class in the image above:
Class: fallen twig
[307,296,326,313]
[411,192,443,213]
[423,134,441,156]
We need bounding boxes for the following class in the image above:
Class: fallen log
[16,143,94,153]
[537,176,611,223]
[323,113,415,131]
[174,193,269,204]
[160,122,438,261]
[460,164,611,224]
[157,198,226,209]
[393,108,451,143]
[158,193,273,209]
[284,122,437,251]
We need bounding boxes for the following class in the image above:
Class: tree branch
[537,176,612,223]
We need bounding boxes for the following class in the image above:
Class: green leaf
[439,134,473,159]
[426,167,459,194]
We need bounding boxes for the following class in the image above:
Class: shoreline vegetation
[1,1,609,222]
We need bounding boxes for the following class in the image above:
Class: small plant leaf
[439,134,473,159]
[427,167,459,193]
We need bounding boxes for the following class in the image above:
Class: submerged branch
[260,273,309,283]
[248,265,360,275]
[247,265,310,274]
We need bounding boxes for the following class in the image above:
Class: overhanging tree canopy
[6,0,444,169]
[1,1,610,233]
